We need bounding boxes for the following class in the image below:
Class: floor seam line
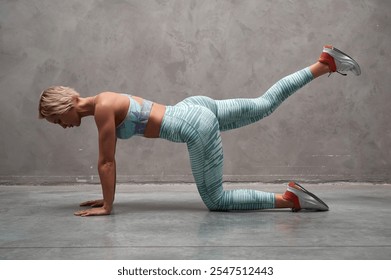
[1,245,391,249]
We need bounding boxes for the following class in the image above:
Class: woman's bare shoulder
[96,91,119,100]
[95,92,124,107]
[94,92,129,126]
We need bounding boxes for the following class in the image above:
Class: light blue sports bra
[116,94,153,139]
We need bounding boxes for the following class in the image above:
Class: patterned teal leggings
[159,68,314,211]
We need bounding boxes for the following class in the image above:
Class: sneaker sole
[289,182,329,211]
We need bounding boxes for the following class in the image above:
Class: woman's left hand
[74,207,111,217]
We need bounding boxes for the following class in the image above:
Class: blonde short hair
[38,86,80,119]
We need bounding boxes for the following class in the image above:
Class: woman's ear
[72,95,79,107]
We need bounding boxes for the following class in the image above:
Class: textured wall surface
[1,0,390,184]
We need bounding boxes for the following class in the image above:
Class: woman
[39,45,361,217]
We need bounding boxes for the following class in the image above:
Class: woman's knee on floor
[203,197,227,212]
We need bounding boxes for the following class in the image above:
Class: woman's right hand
[79,199,104,207]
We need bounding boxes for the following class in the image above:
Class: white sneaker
[319,45,361,76]
[283,182,329,212]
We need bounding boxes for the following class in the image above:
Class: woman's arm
[74,98,117,217]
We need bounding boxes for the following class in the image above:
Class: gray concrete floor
[0,182,390,260]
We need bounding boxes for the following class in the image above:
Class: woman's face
[45,108,81,129]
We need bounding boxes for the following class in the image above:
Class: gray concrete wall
[1,0,390,184]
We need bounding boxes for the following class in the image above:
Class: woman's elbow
[98,159,115,171]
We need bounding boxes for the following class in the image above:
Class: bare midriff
[132,96,166,138]
[144,102,166,138]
